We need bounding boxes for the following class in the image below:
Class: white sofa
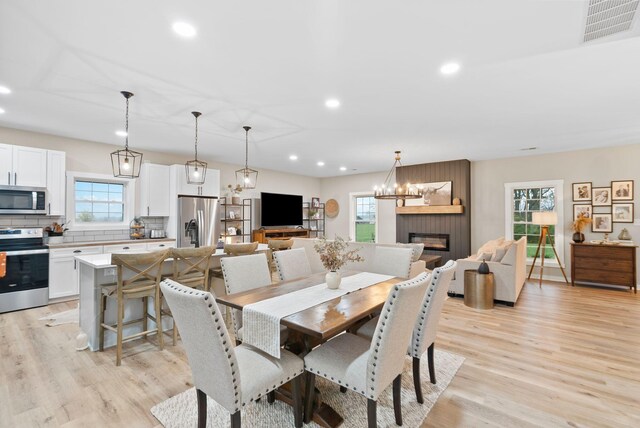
[449,236,527,306]
[291,238,426,279]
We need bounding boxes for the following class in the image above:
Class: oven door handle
[4,249,50,256]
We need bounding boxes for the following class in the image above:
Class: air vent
[584,0,639,42]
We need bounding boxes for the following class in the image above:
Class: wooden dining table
[216,270,402,428]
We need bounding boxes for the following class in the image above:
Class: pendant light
[111,91,143,178]
[185,111,207,184]
[235,125,258,189]
[373,151,423,200]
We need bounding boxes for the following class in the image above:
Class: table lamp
[527,211,569,287]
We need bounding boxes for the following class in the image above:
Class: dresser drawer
[574,268,634,286]
[573,245,634,261]
[573,256,634,273]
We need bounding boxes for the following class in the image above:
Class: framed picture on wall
[592,187,612,206]
[573,204,592,220]
[611,180,634,201]
[612,203,634,223]
[404,181,453,206]
[572,182,592,202]
[311,197,320,208]
[592,213,613,233]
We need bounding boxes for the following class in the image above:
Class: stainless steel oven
[0,185,47,215]
[0,228,49,313]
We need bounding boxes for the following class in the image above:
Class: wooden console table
[252,228,310,244]
[570,243,637,293]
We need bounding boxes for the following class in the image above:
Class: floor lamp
[527,211,569,287]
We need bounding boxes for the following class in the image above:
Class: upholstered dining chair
[220,253,288,345]
[369,246,414,279]
[303,272,430,428]
[160,280,304,428]
[99,249,170,366]
[161,246,216,345]
[357,260,457,403]
[273,247,312,281]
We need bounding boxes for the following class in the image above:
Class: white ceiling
[0,0,639,177]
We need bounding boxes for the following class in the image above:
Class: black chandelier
[110,91,143,178]
[235,125,258,189]
[185,111,207,184]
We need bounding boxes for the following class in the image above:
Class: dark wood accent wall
[395,159,471,263]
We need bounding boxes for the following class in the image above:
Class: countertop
[48,238,175,249]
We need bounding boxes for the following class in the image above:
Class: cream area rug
[39,305,79,326]
[151,349,464,428]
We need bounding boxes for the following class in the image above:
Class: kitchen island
[76,245,268,351]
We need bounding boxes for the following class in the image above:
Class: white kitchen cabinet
[146,240,176,251]
[0,144,48,187]
[49,246,103,300]
[102,242,148,253]
[171,164,220,197]
[139,163,170,216]
[46,150,66,216]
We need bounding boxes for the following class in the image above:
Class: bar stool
[162,246,216,345]
[99,249,170,366]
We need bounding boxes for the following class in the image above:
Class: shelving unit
[303,201,325,238]
[220,197,252,243]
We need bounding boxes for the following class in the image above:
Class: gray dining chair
[369,246,414,279]
[303,272,430,428]
[357,260,456,403]
[160,279,304,428]
[273,247,312,281]
[220,253,288,345]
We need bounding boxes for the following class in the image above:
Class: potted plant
[571,213,592,243]
[226,184,243,205]
[313,236,364,289]
[307,208,318,219]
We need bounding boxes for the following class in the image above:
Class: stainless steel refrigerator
[177,195,221,248]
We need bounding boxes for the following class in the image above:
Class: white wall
[320,171,396,243]
[473,143,640,280]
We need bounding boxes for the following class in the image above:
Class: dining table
[216,270,402,428]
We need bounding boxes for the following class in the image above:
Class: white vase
[326,271,341,289]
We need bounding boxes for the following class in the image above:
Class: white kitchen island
[76,245,268,351]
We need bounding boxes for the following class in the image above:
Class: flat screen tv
[260,192,303,227]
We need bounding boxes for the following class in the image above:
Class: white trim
[349,192,379,243]
[504,180,565,265]
[65,171,136,231]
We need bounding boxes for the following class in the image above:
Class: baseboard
[447,292,515,307]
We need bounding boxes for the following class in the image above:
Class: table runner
[242,272,394,358]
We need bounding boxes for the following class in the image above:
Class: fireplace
[409,233,450,252]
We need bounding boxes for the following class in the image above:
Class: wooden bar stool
[162,246,216,345]
[99,249,170,366]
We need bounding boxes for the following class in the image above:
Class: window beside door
[355,196,376,243]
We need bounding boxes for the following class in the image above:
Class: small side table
[464,270,495,309]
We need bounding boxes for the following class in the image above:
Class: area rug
[38,305,78,326]
[151,349,464,428]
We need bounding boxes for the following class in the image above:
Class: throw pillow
[396,243,424,262]
[501,242,518,266]
[477,252,493,262]
[476,237,505,256]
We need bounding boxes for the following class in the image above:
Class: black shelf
[303,201,325,238]
[220,197,252,243]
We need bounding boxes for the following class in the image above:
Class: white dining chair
[357,260,457,403]
[303,272,430,428]
[369,246,414,279]
[273,248,312,281]
[220,253,288,345]
[160,279,304,428]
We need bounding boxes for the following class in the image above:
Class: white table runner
[242,272,394,358]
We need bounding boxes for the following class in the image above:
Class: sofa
[291,238,427,279]
[449,236,527,306]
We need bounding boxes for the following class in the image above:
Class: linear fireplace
[409,233,450,252]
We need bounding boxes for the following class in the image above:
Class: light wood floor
[1,281,638,428]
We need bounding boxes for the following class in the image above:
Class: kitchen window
[349,193,378,243]
[66,172,135,230]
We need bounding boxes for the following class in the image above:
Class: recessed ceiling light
[172,22,197,38]
[0,86,11,94]
[440,62,461,75]
[520,147,537,151]
[317,161,325,166]
[339,166,347,171]
[325,99,340,109]
[115,130,128,137]
[0,108,5,114]
[289,155,298,161]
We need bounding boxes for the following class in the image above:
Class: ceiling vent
[584,0,639,42]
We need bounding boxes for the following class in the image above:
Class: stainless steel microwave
[0,185,47,214]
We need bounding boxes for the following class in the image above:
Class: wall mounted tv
[260,192,303,227]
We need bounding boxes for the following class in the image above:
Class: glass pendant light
[235,125,258,189]
[111,91,143,178]
[185,111,207,184]
[373,151,424,200]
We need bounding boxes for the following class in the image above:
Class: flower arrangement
[313,236,364,272]
[572,213,592,233]
[227,184,243,195]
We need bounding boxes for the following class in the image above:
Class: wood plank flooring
[1,281,638,427]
